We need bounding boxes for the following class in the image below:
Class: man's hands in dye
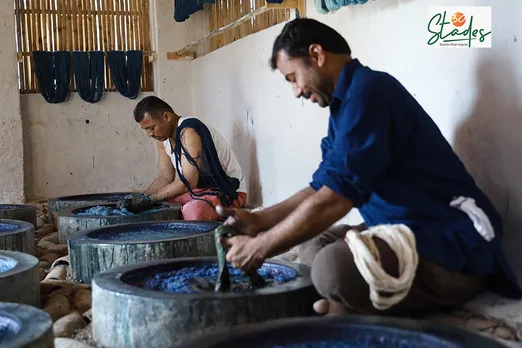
[117,193,156,213]
[220,234,267,273]
[215,205,263,238]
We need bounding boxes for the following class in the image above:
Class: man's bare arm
[259,186,353,258]
[150,129,202,202]
[144,141,176,195]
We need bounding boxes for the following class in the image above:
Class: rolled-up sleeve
[310,91,391,207]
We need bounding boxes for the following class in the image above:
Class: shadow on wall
[453,55,522,280]
[20,102,34,201]
[229,108,263,208]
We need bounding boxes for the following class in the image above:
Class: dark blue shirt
[310,59,521,299]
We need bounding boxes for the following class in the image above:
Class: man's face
[276,49,333,108]
[139,112,174,142]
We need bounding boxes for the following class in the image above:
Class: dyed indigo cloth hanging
[72,51,105,103]
[107,50,142,100]
[315,0,369,13]
[32,51,71,104]
[174,0,214,22]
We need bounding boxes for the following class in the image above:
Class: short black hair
[133,96,175,122]
[270,18,351,70]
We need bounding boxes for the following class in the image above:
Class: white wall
[186,0,522,275]
[0,1,24,203]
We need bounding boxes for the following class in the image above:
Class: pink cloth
[169,188,247,221]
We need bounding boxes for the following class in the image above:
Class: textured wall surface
[22,93,158,200]
[0,1,24,203]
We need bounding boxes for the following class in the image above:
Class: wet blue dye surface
[0,205,20,210]
[93,224,212,241]
[0,224,16,233]
[242,330,461,348]
[75,205,168,217]
[0,256,17,273]
[142,263,297,293]
[0,315,20,342]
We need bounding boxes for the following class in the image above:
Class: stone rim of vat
[94,257,311,298]
[60,202,178,218]
[0,219,35,237]
[49,191,136,202]
[176,315,509,348]
[0,250,38,278]
[68,220,221,244]
[0,204,36,211]
[0,302,54,348]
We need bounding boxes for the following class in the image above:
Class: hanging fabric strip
[174,0,215,22]
[315,0,369,13]
[32,51,71,104]
[106,50,143,100]
[72,51,105,103]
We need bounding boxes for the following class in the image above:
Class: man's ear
[309,44,326,68]
[163,111,171,122]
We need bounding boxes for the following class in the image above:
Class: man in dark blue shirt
[216,18,521,316]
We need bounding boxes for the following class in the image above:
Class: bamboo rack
[168,0,305,60]
[14,0,154,94]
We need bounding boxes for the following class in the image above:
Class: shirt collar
[332,58,363,101]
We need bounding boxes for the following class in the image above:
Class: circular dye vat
[0,256,17,273]
[92,257,319,348]
[0,204,37,230]
[0,303,53,348]
[75,205,169,217]
[0,219,35,255]
[68,221,219,283]
[0,314,20,343]
[0,223,17,233]
[178,316,509,348]
[0,251,40,307]
[47,191,135,220]
[57,202,181,243]
[140,262,297,293]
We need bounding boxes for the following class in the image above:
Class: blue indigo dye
[0,224,16,233]
[0,256,17,273]
[0,205,19,210]
[75,205,168,217]
[94,224,212,241]
[0,315,20,342]
[141,263,297,293]
[245,327,461,348]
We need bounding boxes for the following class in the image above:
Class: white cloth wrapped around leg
[344,224,419,311]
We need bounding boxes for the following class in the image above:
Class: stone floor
[31,202,522,347]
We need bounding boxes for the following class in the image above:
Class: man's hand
[215,205,263,237]
[220,234,268,273]
[117,193,156,213]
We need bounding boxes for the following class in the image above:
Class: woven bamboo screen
[14,0,154,94]
[208,0,291,52]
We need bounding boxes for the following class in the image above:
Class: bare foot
[313,299,349,316]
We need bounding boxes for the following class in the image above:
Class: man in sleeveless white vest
[132,96,247,221]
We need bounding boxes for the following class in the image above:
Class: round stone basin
[92,257,319,348]
[178,316,509,348]
[57,203,181,244]
[73,204,169,217]
[0,205,37,230]
[0,223,17,233]
[0,219,36,255]
[47,192,134,216]
[0,314,21,343]
[85,221,219,242]
[68,221,219,283]
[0,303,53,348]
[132,262,298,294]
[0,256,18,273]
